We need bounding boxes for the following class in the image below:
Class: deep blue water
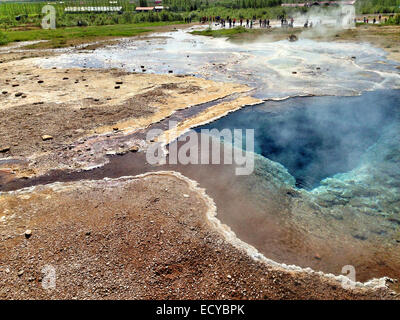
[197,90,400,189]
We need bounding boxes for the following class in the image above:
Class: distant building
[135,6,155,12]
[64,6,122,13]
[135,6,167,12]
[281,1,356,7]
[281,2,306,6]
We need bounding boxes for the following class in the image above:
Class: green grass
[191,26,251,38]
[0,1,186,29]
[383,13,400,24]
[0,31,8,45]
[1,21,183,47]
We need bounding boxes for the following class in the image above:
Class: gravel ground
[0,173,396,299]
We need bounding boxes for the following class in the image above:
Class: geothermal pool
[197,90,400,189]
[18,27,400,281]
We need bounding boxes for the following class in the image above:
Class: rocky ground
[0,56,251,181]
[0,172,396,299]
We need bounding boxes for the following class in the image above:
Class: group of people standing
[279,16,295,28]
[198,15,322,29]
[356,15,393,24]
[361,15,389,24]
[200,16,272,29]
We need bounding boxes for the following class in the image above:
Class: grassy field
[0,21,184,48]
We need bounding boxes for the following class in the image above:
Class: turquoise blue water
[197,90,400,189]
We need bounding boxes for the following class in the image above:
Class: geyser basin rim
[0,170,393,290]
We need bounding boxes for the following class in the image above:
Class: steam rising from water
[291,5,356,31]
[197,90,400,190]
[35,27,400,99]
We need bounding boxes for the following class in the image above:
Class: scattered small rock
[116,149,126,155]
[388,217,400,225]
[114,86,120,89]
[24,229,32,239]
[41,135,53,141]
[15,92,23,97]
[352,233,367,241]
[0,146,10,153]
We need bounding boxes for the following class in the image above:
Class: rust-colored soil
[0,173,395,299]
